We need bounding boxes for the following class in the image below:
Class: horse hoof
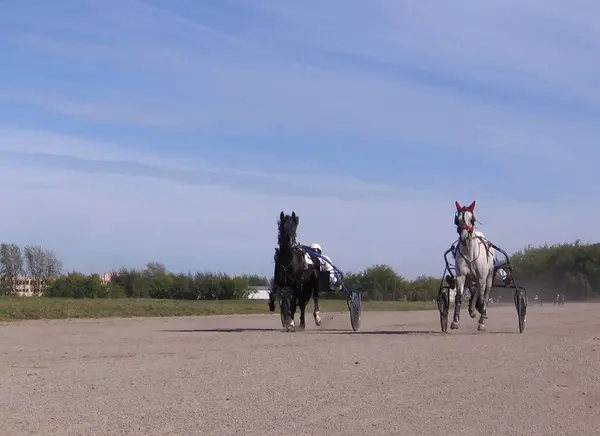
[284,320,295,332]
[298,323,305,331]
[478,324,486,331]
[314,313,322,326]
[450,321,459,330]
[469,310,477,319]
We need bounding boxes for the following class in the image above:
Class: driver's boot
[331,281,342,292]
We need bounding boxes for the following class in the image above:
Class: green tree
[0,243,24,295]
[148,274,174,299]
[408,275,439,301]
[44,272,106,298]
[23,245,63,295]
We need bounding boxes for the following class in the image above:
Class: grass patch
[0,297,436,321]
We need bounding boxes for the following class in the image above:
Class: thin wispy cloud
[0,0,598,277]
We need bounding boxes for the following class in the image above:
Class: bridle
[455,208,476,235]
[455,208,481,266]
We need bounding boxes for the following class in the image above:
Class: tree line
[1,241,599,301]
[509,240,600,300]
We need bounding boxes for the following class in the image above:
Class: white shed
[248,286,270,300]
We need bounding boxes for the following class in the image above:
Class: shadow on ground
[309,330,442,335]
[156,328,442,335]
[463,331,520,335]
[156,328,520,335]
[156,328,281,333]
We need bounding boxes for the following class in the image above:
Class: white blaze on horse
[451,200,496,331]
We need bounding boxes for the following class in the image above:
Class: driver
[309,243,341,291]
[494,257,512,285]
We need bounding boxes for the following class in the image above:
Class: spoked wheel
[437,287,450,332]
[514,286,527,333]
[347,292,362,331]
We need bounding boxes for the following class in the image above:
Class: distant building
[100,272,112,285]
[1,272,113,297]
[0,276,56,297]
[248,285,270,300]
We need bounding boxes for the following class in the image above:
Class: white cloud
[0,127,597,278]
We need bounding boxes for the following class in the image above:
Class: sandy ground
[0,303,598,436]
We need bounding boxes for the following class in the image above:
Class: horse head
[278,211,299,247]
[454,200,476,243]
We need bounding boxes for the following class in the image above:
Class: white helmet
[309,243,322,253]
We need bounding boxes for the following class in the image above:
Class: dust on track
[0,303,598,436]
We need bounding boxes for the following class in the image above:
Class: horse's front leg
[476,273,493,331]
[289,292,297,331]
[450,276,465,329]
[312,282,322,326]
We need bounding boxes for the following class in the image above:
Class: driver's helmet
[309,243,322,254]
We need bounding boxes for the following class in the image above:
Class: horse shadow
[156,328,281,333]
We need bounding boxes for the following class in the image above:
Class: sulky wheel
[437,286,450,332]
[348,292,362,331]
[514,286,527,333]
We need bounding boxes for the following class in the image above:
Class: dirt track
[0,303,598,436]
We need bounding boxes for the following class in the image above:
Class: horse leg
[477,273,493,331]
[298,291,308,331]
[450,276,465,329]
[268,283,278,312]
[468,284,478,319]
[279,288,295,332]
[312,281,322,326]
[287,292,297,332]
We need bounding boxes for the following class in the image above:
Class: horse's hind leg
[298,293,308,331]
[468,285,478,319]
[312,282,322,326]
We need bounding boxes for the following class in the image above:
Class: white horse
[451,200,496,331]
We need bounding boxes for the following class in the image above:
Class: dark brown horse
[269,211,321,331]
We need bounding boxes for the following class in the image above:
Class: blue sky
[0,0,599,278]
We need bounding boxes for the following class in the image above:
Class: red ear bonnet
[467,201,476,211]
[455,201,462,211]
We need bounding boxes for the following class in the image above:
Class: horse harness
[273,243,319,284]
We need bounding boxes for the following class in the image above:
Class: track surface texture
[0,303,599,436]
